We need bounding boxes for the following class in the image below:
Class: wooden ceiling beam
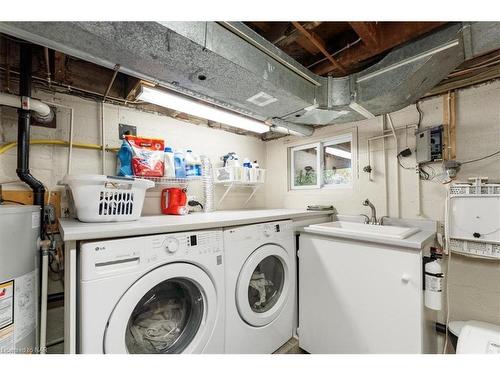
[313,22,446,76]
[292,21,347,74]
[274,21,321,46]
[348,22,380,51]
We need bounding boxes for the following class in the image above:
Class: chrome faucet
[362,199,378,225]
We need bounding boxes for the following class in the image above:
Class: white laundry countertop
[58,209,334,241]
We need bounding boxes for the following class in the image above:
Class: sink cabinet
[298,233,437,353]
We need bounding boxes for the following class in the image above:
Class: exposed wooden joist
[313,22,446,76]
[442,91,457,160]
[349,22,380,51]
[53,51,67,83]
[274,22,321,47]
[291,21,347,74]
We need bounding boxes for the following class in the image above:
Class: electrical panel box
[415,125,443,164]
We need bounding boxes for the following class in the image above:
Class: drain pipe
[16,44,46,235]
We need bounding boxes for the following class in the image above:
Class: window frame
[321,133,354,189]
[289,133,354,191]
[289,142,322,190]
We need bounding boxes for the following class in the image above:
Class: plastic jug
[164,147,176,178]
[185,150,197,177]
[174,152,186,178]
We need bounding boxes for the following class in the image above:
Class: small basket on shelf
[214,166,265,184]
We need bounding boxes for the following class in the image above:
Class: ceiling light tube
[137,85,270,134]
[325,147,352,159]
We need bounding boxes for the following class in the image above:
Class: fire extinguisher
[424,248,444,311]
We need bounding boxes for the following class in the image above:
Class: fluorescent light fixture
[325,147,352,159]
[137,85,270,134]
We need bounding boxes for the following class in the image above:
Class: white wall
[0,89,267,210]
[265,80,500,334]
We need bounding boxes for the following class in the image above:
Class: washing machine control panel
[163,237,180,253]
[261,222,288,238]
[154,231,223,259]
[80,230,223,280]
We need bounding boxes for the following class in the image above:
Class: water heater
[0,205,39,354]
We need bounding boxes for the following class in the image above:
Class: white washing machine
[224,220,295,353]
[78,229,224,354]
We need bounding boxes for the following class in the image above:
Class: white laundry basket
[63,175,154,222]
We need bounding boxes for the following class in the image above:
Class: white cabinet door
[299,234,423,353]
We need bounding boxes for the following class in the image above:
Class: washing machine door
[104,263,217,354]
[236,244,290,327]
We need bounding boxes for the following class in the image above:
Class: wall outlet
[118,123,137,139]
[44,204,57,225]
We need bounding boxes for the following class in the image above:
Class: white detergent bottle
[164,147,176,178]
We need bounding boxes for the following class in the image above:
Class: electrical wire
[460,149,500,165]
[416,101,423,129]
[419,166,430,180]
[397,154,415,170]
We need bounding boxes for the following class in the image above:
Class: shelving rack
[215,180,264,208]
[142,176,201,188]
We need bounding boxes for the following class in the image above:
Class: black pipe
[47,292,64,304]
[436,322,447,334]
[16,44,45,236]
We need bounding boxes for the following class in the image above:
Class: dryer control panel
[225,220,293,243]
[80,229,223,281]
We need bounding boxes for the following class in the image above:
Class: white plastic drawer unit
[298,233,432,354]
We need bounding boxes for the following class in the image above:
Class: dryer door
[236,244,290,327]
[104,263,217,354]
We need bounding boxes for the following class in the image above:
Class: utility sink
[307,221,420,240]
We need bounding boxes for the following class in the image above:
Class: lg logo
[94,246,106,252]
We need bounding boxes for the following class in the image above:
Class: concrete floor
[46,306,64,354]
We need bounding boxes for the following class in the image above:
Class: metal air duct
[1,22,500,137]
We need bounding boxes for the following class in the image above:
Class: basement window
[289,133,353,190]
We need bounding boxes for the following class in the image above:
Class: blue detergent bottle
[116,138,133,176]
[174,152,186,178]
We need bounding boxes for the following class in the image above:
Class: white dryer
[224,220,295,353]
[78,229,224,354]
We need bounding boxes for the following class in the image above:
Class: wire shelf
[142,176,202,186]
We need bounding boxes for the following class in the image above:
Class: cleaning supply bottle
[243,158,252,168]
[164,147,176,178]
[116,138,133,176]
[174,151,186,178]
[185,150,197,177]
[194,153,202,176]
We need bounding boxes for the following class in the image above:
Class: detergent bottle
[174,152,186,178]
[116,137,133,176]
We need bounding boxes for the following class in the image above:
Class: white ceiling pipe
[269,118,314,137]
[0,92,53,122]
